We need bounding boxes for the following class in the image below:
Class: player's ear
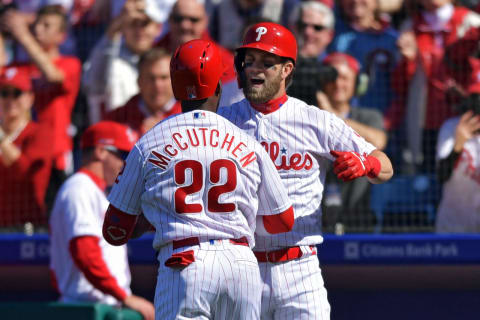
[93,145,108,161]
[281,61,294,80]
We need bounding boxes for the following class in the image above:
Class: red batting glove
[330,150,381,182]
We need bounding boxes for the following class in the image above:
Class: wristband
[366,155,381,178]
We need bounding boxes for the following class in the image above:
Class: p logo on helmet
[255,27,267,41]
[234,22,298,88]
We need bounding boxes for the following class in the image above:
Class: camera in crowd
[459,93,480,115]
[288,57,338,106]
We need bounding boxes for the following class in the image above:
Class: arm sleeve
[437,150,461,184]
[255,206,294,235]
[107,145,145,214]
[103,204,138,246]
[69,236,128,302]
[436,118,461,183]
[256,146,293,216]
[325,111,376,160]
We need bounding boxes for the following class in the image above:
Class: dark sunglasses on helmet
[0,88,23,99]
[298,22,327,32]
[171,14,201,24]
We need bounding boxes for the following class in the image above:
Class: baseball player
[218,22,394,319]
[102,39,295,320]
[49,121,154,320]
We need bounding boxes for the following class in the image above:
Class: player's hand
[330,150,380,182]
[123,294,155,320]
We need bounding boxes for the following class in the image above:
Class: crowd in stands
[0,0,479,234]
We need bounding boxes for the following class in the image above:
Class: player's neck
[81,162,104,182]
[250,94,288,114]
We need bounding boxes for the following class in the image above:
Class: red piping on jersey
[69,236,128,301]
[263,205,294,234]
[78,168,106,191]
[250,94,288,114]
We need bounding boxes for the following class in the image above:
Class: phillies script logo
[261,141,313,171]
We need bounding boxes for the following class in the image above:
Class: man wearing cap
[49,121,154,320]
[317,52,387,232]
[0,66,53,229]
[83,0,163,123]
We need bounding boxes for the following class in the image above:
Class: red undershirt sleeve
[262,206,295,234]
[69,236,127,302]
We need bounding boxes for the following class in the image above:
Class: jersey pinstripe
[107,110,292,249]
[218,96,376,250]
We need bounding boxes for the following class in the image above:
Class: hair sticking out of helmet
[170,39,223,100]
[234,22,297,88]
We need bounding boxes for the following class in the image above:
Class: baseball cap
[323,52,360,74]
[81,121,138,158]
[0,66,32,92]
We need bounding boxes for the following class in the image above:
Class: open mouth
[250,78,265,85]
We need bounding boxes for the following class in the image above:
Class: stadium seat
[370,174,441,233]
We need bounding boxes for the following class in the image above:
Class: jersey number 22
[174,159,237,214]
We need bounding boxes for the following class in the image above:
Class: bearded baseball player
[49,121,154,320]
[218,22,394,319]
[102,39,295,320]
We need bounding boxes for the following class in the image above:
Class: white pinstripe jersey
[107,110,292,250]
[218,96,376,250]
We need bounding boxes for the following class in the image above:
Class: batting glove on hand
[330,150,381,182]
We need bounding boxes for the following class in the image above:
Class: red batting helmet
[170,39,223,100]
[236,22,297,64]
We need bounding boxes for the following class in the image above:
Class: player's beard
[243,71,283,104]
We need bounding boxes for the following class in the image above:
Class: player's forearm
[15,32,64,83]
[367,150,393,184]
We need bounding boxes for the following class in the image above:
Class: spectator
[83,0,162,123]
[156,0,243,107]
[49,121,154,320]
[329,0,398,114]
[0,66,53,230]
[104,48,181,137]
[385,0,480,173]
[287,1,335,105]
[1,4,82,211]
[209,0,299,51]
[317,53,387,232]
[435,83,480,233]
[289,0,334,60]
